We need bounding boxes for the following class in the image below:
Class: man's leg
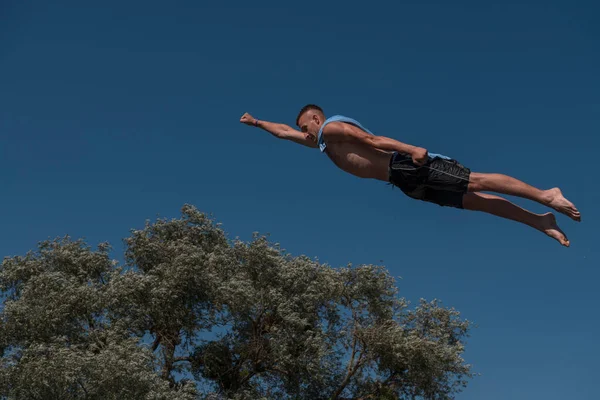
[468,172,581,222]
[462,192,570,246]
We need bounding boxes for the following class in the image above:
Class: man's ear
[312,114,321,125]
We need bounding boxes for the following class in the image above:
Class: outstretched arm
[239,112,318,148]
[322,121,428,165]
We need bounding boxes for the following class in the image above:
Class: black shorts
[388,152,471,208]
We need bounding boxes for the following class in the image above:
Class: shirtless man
[239,104,581,247]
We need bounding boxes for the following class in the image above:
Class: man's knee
[467,172,485,192]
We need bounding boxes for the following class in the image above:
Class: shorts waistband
[388,151,398,182]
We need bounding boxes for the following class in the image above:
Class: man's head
[296,104,325,141]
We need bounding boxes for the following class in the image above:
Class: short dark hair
[296,104,324,126]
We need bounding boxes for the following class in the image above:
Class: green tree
[0,205,473,399]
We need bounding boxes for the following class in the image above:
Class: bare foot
[539,212,570,247]
[545,188,581,222]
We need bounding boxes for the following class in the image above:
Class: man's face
[297,111,322,142]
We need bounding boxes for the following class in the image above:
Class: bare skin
[463,192,570,246]
[240,110,580,247]
[467,173,581,222]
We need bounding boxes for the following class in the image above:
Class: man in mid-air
[239,105,581,247]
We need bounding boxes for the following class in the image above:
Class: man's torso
[317,116,392,181]
[324,140,392,181]
[317,115,451,182]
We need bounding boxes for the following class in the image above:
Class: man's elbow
[276,124,293,139]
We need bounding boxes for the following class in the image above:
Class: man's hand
[412,147,429,166]
[240,112,257,126]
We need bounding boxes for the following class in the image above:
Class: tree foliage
[0,205,473,399]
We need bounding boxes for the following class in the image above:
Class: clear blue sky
[1,1,598,398]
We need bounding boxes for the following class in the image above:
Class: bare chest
[324,142,392,180]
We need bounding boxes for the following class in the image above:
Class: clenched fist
[240,112,257,126]
[412,147,429,166]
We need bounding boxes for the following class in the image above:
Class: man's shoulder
[322,115,357,129]
[324,114,350,123]
[321,120,347,135]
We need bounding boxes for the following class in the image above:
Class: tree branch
[357,372,400,400]
[347,335,358,377]
[239,370,257,387]
[77,380,88,396]
[87,317,95,331]
[382,371,400,388]
[160,331,181,385]
[152,334,161,352]
[268,366,289,376]
[173,356,192,364]
[330,333,364,400]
